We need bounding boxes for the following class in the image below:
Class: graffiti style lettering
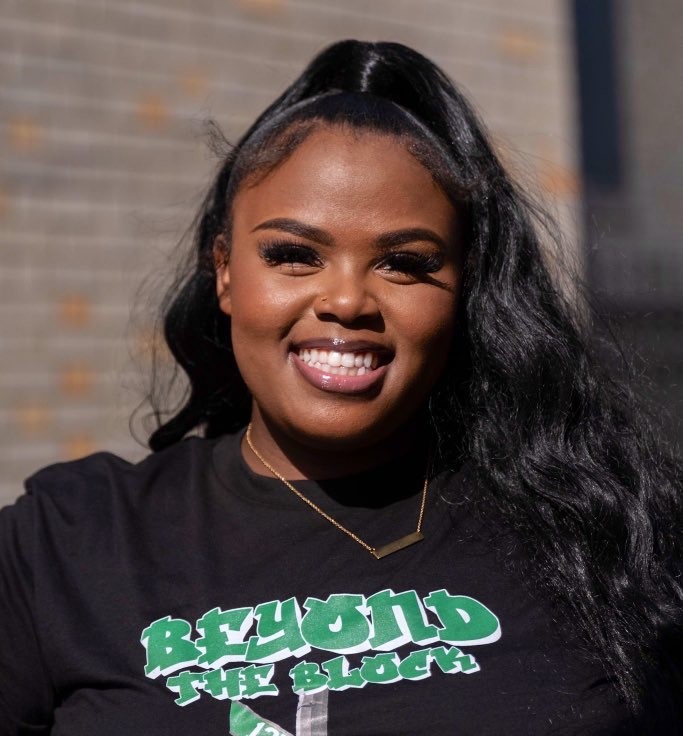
[367,589,440,650]
[196,606,254,668]
[141,616,201,679]
[300,595,371,654]
[170,665,279,707]
[166,670,206,706]
[424,590,501,645]
[245,599,309,663]
[321,656,365,691]
[203,666,244,701]
[397,648,432,681]
[430,645,480,674]
[289,661,329,695]
[140,588,499,707]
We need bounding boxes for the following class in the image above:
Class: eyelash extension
[380,251,444,274]
[259,240,322,267]
[259,241,443,275]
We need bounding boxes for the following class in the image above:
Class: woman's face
[216,126,462,452]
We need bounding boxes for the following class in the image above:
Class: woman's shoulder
[0,436,232,576]
[5,436,220,525]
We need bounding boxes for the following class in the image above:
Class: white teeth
[328,351,342,367]
[297,347,385,375]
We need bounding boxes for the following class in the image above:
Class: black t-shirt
[0,432,634,735]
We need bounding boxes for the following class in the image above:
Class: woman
[0,40,680,735]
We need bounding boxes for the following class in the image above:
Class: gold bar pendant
[371,531,424,559]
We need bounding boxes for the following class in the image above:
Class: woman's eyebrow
[251,218,334,246]
[251,219,447,250]
[375,228,448,250]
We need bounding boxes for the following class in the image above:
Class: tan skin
[215,126,463,481]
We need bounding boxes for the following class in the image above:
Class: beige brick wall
[0,0,579,505]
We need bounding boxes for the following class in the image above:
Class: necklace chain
[245,423,429,559]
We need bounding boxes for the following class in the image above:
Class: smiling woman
[0,40,681,736]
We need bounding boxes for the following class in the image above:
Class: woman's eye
[259,241,323,270]
[378,251,444,277]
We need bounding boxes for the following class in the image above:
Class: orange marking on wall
[179,69,209,97]
[63,434,97,460]
[15,404,52,435]
[60,364,94,397]
[498,28,543,62]
[137,94,169,130]
[59,294,92,328]
[8,117,44,152]
[539,163,579,195]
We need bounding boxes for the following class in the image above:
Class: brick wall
[0,0,578,505]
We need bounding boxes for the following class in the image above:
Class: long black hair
[147,40,681,727]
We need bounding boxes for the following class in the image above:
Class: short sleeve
[0,494,54,735]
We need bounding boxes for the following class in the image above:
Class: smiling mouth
[290,343,392,395]
[296,348,380,376]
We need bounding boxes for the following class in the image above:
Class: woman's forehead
[232,126,457,234]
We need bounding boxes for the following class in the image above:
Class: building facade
[1,0,582,504]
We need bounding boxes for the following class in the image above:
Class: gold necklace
[245,423,428,559]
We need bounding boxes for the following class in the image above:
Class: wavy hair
[147,40,681,728]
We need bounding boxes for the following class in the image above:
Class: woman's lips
[290,351,389,395]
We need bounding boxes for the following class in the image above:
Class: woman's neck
[242,410,429,481]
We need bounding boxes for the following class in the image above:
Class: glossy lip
[289,352,390,395]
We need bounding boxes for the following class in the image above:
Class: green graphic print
[140,588,500,732]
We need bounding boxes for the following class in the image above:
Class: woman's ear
[213,234,231,316]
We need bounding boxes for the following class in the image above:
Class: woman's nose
[313,270,380,325]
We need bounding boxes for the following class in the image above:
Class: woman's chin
[273,408,418,454]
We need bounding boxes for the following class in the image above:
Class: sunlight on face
[216,126,463,451]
